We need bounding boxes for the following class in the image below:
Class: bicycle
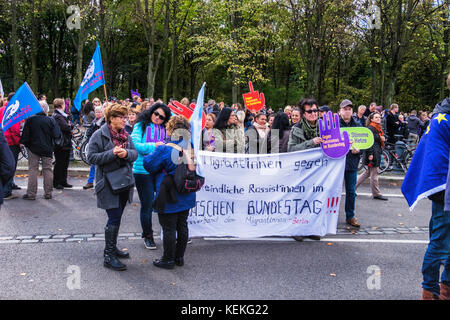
[357,134,414,174]
[357,149,390,174]
[71,124,87,162]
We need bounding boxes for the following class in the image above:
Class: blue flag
[1,82,42,132]
[73,42,105,111]
[190,82,206,175]
[401,112,450,210]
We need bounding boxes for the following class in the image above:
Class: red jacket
[0,105,22,146]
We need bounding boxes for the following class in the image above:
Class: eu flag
[73,42,105,111]
[1,82,42,132]
[401,112,450,210]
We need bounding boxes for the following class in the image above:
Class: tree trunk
[147,42,155,98]
[11,0,19,90]
[75,28,85,88]
[30,0,40,92]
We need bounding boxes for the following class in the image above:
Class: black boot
[111,226,130,259]
[153,258,175,269]
[104,225,127,271]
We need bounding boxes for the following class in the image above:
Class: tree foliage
[0,0,448,111]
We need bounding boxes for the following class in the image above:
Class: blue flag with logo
[401,112,450,210]
[73,42,105,111]
[1,82,42,132]
[190,82,206,175]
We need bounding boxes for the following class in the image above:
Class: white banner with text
[188,148,345,238]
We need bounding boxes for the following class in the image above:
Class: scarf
[300,118,319,140]
[254,122,269,139]
[108,124,129,148]
[370,122,385,148]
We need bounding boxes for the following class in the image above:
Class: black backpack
[166,143,205,194]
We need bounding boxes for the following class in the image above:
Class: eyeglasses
[153,111,166,121]
[304,109,319,114]
[116,115,128,121]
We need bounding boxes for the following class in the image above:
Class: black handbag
[104,164,135,194]
[166,143,205,194]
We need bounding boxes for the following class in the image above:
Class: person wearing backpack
[143,115,198,270]
[0,128,15,210]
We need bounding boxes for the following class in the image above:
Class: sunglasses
[304,109,319,114]
[153,111,166,121]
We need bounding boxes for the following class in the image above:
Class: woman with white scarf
[245,112,269,154]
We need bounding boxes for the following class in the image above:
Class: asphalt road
[0,176,432,300]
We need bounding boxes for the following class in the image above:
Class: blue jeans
[134,173,156,238]
[88,165,95,184]
[422,201,450,295]
[344,170,357,220]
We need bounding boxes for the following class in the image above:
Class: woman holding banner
[202,113,216,151]
[131,103,172,250]
[267,111,291,153]
[87,104,138,271]
[287,98,322,152]
[213,107,245,153]
[287,99,322,241]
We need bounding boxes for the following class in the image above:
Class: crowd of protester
[0,77,448,300]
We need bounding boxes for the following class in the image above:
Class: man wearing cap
[339,99,362,228]
[319,105,331,119]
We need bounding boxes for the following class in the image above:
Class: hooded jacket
[433,97,450,114]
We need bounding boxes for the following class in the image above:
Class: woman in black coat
[87,103,138,271]
[52,98,74,189]
[355,112,388,200]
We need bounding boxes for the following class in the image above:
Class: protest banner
[319,111,351,159]
[188,148,345,237]
[169,100,206,129]
[242,81,265,113]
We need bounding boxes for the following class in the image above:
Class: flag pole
[103,84,108,106]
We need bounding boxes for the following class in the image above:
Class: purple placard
[146,124,167,143]
[131,89,141,98]
[319,111,350,159]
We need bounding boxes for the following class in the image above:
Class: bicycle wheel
[80,140,90,165]
[379,150,390,173]
[72,140,82,161]
[403,150,413,171]
[357,157,366,172]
